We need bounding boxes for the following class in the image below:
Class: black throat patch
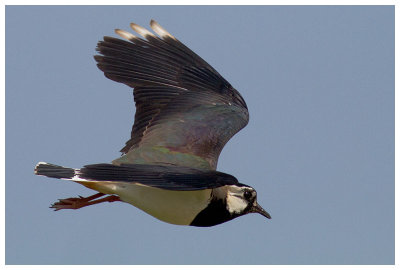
[190,198,238,227]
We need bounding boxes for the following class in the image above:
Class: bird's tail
[34,162,76,179]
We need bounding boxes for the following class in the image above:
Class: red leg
[51,193,121,211]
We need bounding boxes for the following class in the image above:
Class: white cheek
[226,195,248,214]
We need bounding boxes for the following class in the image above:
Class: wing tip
[114,20,176,41]
[150,19,176,40]
[115,28,137,41]
[130,22,156,39]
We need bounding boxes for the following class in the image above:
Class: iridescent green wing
[94,20,249,170]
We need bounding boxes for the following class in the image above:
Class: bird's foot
[50,193,120,211]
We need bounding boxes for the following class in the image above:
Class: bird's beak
[251,203,271,219]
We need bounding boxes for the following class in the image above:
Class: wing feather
[78,163,238,191]
[95,20,249,170]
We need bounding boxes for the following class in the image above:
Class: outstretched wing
[94,20,249,170]
[78,163,239,191]
[34,162,238,191]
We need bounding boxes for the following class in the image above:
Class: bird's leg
[51,192,121,211]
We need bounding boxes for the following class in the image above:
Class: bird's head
[225,184,271,220]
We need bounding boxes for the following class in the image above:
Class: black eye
[244,190,252,200]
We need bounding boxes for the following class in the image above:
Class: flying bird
[34,20,271,227]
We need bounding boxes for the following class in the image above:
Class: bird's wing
[78,163,238,191]
[94,20,249,170]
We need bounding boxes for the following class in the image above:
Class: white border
[2,1,397,269]
[2,1,398,5]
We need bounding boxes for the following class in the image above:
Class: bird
[34,19,271,227]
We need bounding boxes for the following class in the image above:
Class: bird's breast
[81,181,212,226]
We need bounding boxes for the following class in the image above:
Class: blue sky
[6,6,394,264]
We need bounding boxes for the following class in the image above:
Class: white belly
[79,181,212,225]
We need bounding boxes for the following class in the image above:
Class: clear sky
[6,5,394,264]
